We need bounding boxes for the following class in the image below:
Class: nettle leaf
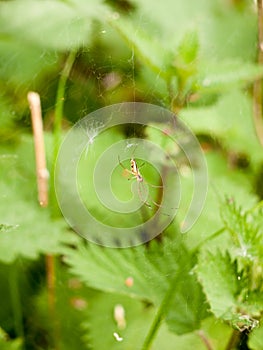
[129,0,256,63]
[202,198,263,325]
[0,41,59,85]
[195,60,263,93]
[65,235,179,302]
[220,199,263,291]
[64,238,174,303]
[0,208,73,264]
[0,0,107,51]
[82,292,155,350]
[64,237,208,336]
[219,199,263,313]
[196,246,262,331]
[180,90,263,165]
[196,250,239,319]
[110,16,174,79]
[129,0,211,50]
[177,30,199,65]
[0,327,22,350]
[166,255,208,335]
[82,289,207,350]
[0,136,76,263]
[220,198,263,258]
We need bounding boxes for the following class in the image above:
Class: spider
[118,156,164,210]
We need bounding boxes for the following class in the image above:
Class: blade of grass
[50,50,77,216]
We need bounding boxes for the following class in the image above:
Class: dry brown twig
[27,91,49,207]
[28,91,58,348]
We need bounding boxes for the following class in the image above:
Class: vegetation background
[0,0,263,349]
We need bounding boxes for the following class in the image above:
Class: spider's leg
[137,162,145,169]
[127,175,138,181]
[142,181,166,209]
[137,182,154,209]
[147,183,163,188]
[118,155,127,170]
[143,178,163,188]
[118,156,134,177]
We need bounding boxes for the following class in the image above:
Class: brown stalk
[253,0,263,147]
[27,91,49,207]
[27,92,57,347]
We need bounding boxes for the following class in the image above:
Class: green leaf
[64,238,165,303]
[129,0,210,50]
[64,238,175,303]
[119,0,256,62]
[196,245,263,331]
[65,237,209,336]
[177,30,199,65]
[220,199,263,257]
[0,327,22,350]
[82,292,155,350]
[33,267,92,350]
[249,322,263,350]
[166,256,208,335]
[83,290,209,350]
[220,198,263,281]
[196,251,239,319]
[195,60,263,93]
[0,209,74,264]
[110,16,173,79]
[0,41,59,85]
[179,90,263,165]
[0,0,107,51]
[0,136,76,263]
[176,149,257,252]
[219,199,263,308]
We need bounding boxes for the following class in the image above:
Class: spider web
[0,2,259,349]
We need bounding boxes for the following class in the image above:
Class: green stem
[141,273,180,350]
[50,50,77,216]
[192,227,225,253]
[197,330,214,350]
[9,262,24,340]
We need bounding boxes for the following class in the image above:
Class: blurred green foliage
[0,0,263,349]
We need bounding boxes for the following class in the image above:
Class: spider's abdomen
[137,174,143,182]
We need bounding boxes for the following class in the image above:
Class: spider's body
[130,158,143,182]
[118,155,175,215]
[118,156,163,209]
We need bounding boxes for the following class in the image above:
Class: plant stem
[9,262,24,340]
[50,50,77,216]
[46,254,56,319]
[46,255,60,350]
[27,92,48,207]
[47,50,76,348]
[28,89,62,348]
[141,273,180,350]
[192,227,225,252]
[225,329,241,350]
[197,330,214,350]
[253,0,263,147]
